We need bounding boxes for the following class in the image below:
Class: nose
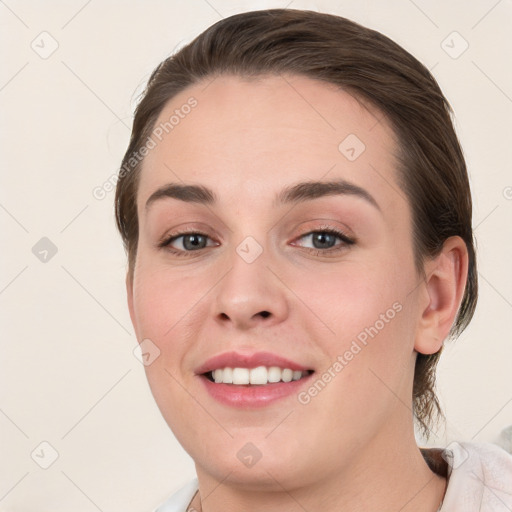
[212,239,289,331]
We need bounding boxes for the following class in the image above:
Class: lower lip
[198,373,315,408]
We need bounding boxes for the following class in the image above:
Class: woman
[115,9,512,512]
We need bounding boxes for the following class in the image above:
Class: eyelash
[158,226,355,258]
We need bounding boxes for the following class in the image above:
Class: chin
[187,431,320,490]
[195,451,311,491]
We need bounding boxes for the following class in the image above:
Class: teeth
[208,366,310,385]
[249,366,267,385]
[222,367,233,384]
[282,369,293,382]
[268,366,281,383]
[232,368,250,385]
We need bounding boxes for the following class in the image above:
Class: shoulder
[441,441,512,511]
[153,478,199,512]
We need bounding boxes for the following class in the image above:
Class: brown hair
[115,9,477,438]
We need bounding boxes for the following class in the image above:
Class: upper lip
[195,351,313,375]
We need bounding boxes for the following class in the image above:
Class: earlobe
[414,236,469,355]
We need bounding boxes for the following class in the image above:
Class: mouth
[195,351,316,407]
[203,366,315,385]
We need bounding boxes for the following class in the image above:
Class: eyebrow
[145,179,381,212]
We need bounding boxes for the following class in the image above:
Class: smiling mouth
[203,366,315,385]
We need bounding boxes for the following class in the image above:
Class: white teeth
[222,367,233,384]
[249,366,268,385]
[267,366,282,383]
[213,369,223,383]
[208,366,311,385]
[232,368,250,385]
[281,369,293,382]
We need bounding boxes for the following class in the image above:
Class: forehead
[137,74,404,216]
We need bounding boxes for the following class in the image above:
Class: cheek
[130,258,216,390]
[294,255,416,390]
[294,257,409,337]
[130,263,208,430]
[132,260,204,337]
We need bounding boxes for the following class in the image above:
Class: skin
[126,74,468,512]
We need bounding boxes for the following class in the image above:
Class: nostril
[260,311,271,318]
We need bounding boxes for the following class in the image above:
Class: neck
[191,417,446,512]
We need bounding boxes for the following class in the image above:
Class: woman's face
[127,74,429,489]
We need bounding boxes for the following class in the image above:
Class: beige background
[1,0,511,510]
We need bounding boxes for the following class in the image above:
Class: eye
[159,231,217,256]
[292,228,355,255]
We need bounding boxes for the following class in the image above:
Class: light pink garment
[439,441,512,511]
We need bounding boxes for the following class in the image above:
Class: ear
[126,271,138,340]
[414,236,469,355]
